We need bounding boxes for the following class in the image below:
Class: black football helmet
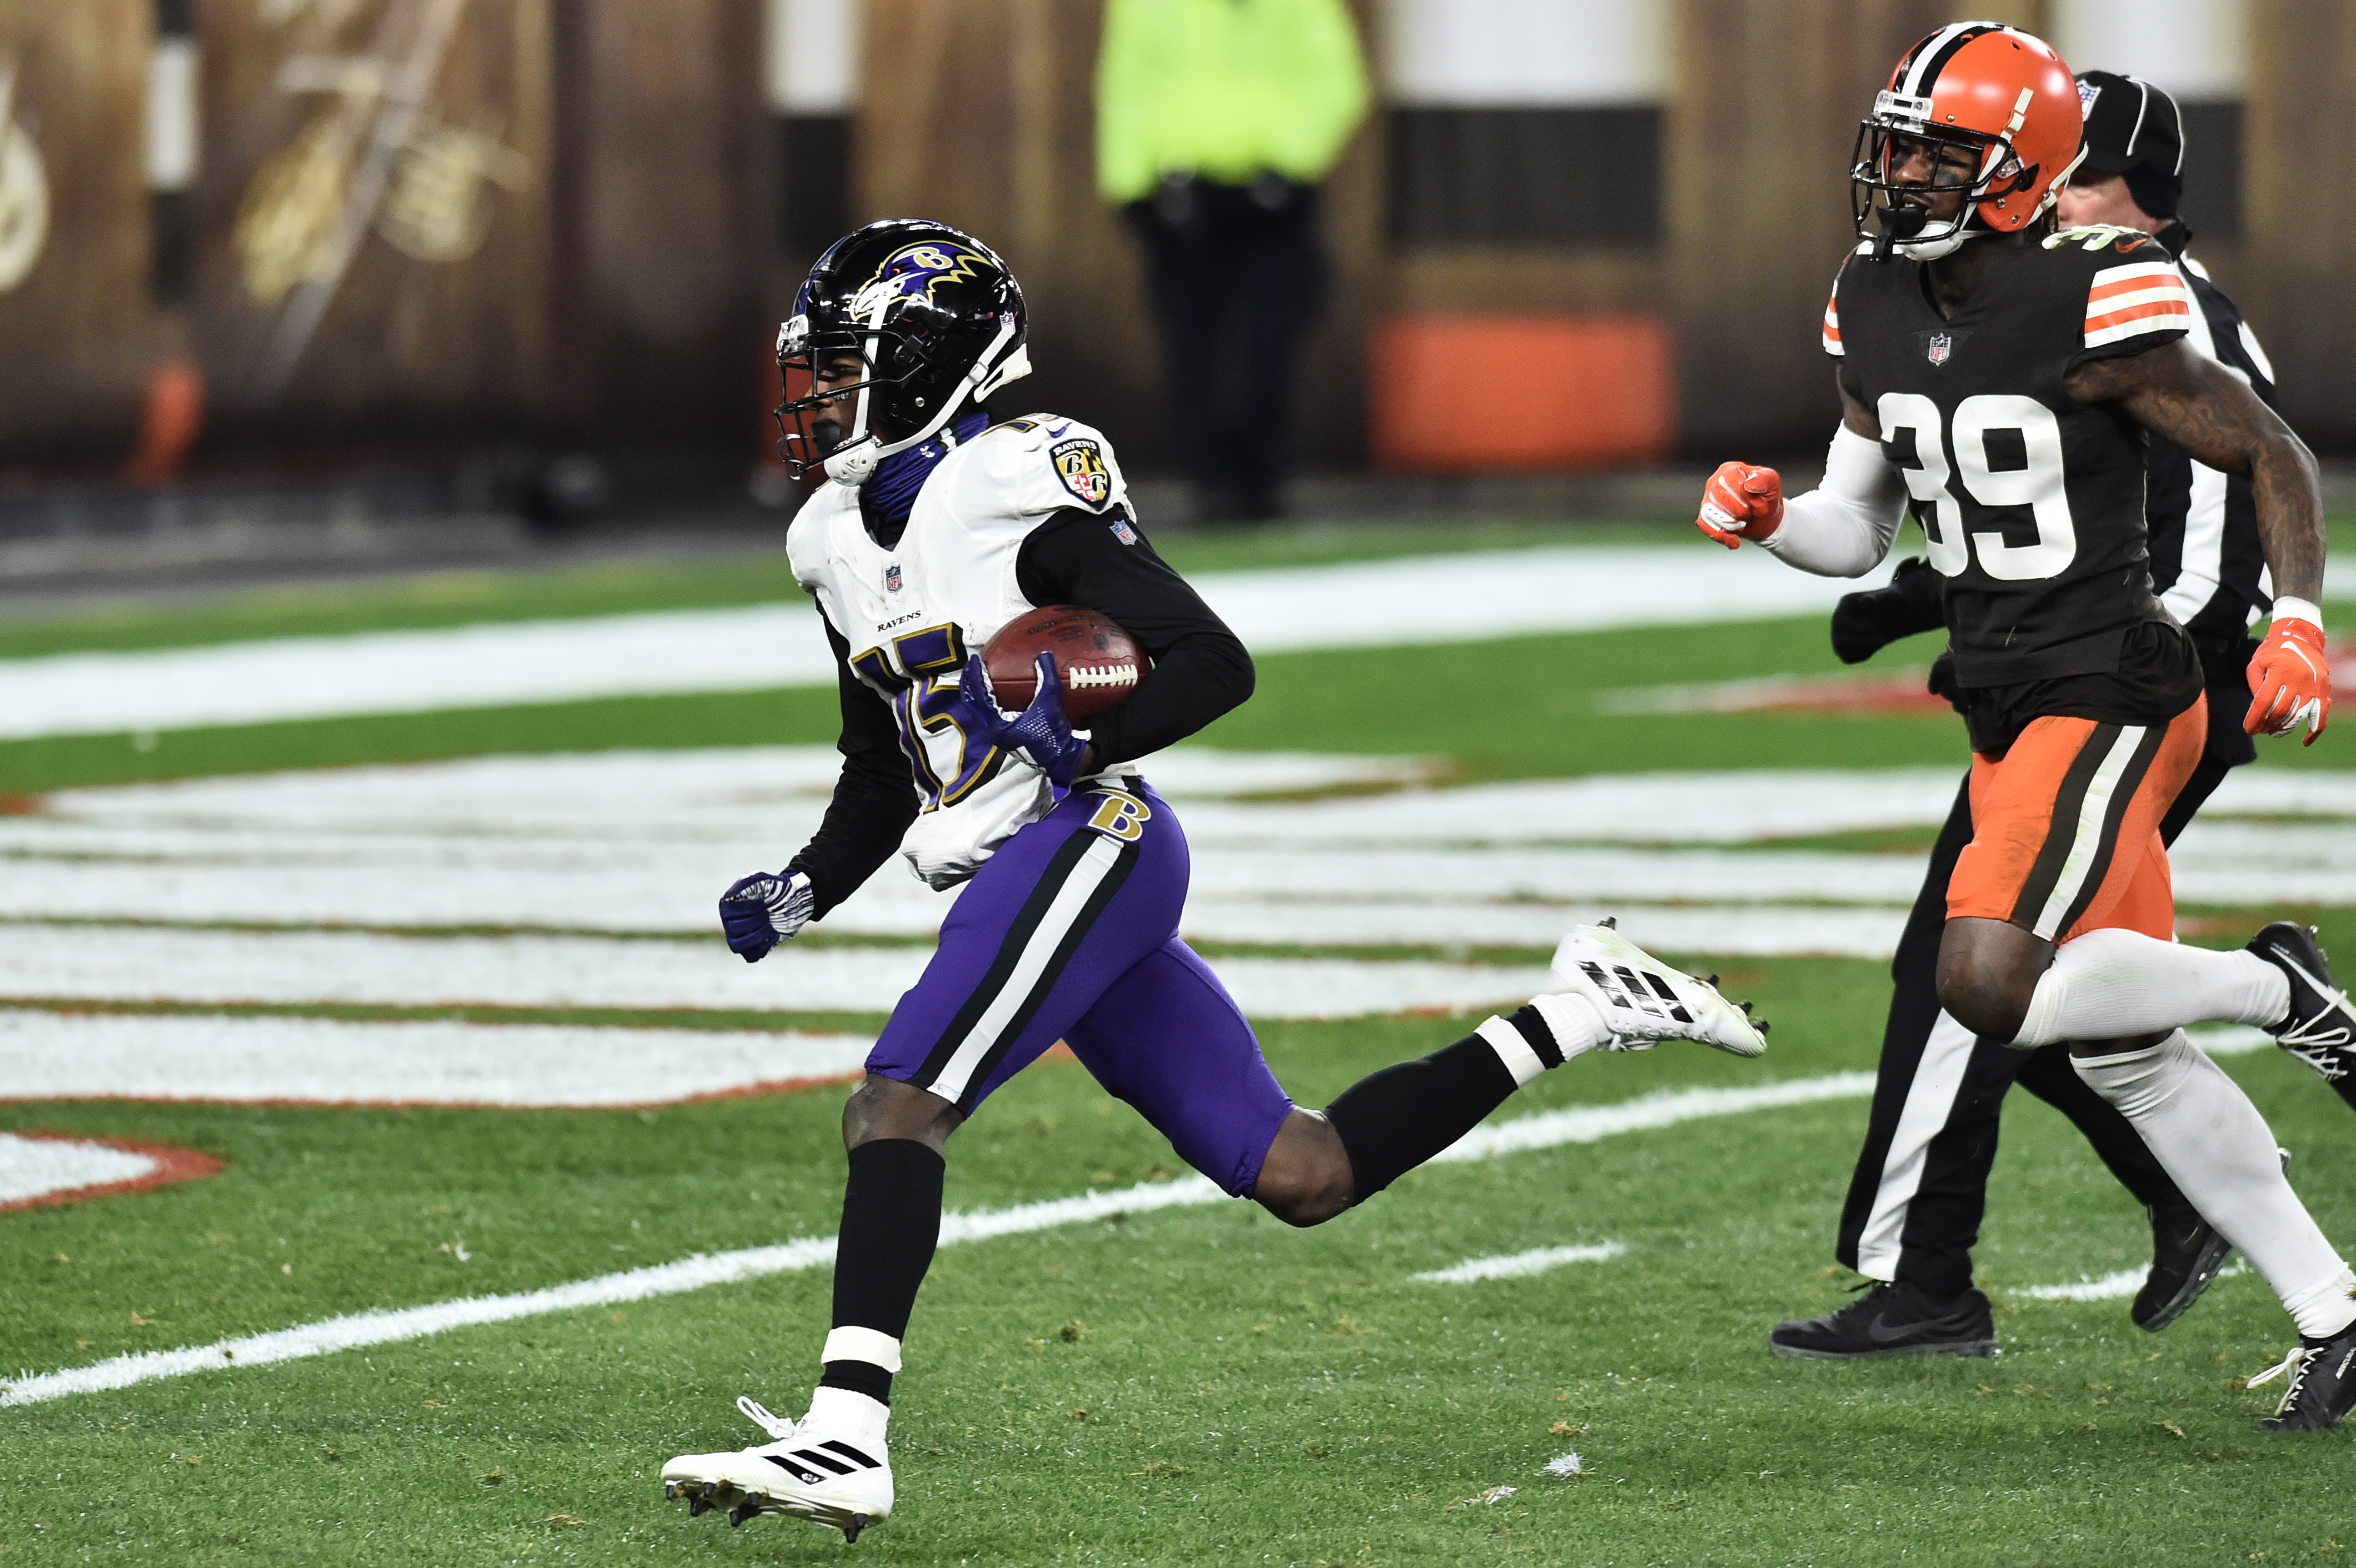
[774,219,1031,484]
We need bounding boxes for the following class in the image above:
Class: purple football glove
[719,870,814,963]
[953,652,1089,789]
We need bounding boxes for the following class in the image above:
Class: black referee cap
[2074,70,2185,220]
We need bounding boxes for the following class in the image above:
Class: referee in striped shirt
[1770,72,2323,1361]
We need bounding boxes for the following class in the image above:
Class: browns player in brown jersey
[1696,22,2356,1429]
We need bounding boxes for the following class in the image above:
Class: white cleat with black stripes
[1549,920,1768,1058]
[662,1397,892,1541]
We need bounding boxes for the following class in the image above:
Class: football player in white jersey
[656,219,1769,1540]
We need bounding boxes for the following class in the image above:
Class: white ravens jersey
[788,414,1137,889]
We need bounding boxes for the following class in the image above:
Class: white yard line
[36,749,2356,846]
[0,1011,876,1108]
[7,830,2350,935]
[2014,1261,2247,1303]
[0,548,1860,740]
[18,1009,2245,1116]
[0,923,1554,1020]
[32,746,1425,834]
[1413,1242,1627,1282]
[0,607,833,742]
[0,1134,157,1207]
[0,1071,1871,1407]
[2013,1267,2150,1303]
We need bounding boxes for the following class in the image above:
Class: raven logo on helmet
[1851,22,2088,263]
[849,242,995,320]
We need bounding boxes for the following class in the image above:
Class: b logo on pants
[1084,791,1152,843]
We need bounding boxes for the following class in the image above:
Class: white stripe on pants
[925,834,1126,1105]
[1854,1008,1979,1282]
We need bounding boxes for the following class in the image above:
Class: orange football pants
[1948,697,2208,944]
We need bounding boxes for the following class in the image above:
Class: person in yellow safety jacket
[1096,0,1367,523]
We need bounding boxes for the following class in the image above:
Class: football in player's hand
[982,607,1144,721]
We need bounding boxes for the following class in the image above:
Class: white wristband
[2270,596,2323,631]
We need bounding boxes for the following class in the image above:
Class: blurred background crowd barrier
[0,0,2342,554]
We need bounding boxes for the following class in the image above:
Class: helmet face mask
[1852,112,2028,262]
[1850,24,2088,264]
[773,221,1031,484]
[775,322,939,472]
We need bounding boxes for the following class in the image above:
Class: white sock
[804,1384,891,1449]
[2074,1031,2356,1339]
[1475,993,1609,1085]
[2014,929,2289,1047]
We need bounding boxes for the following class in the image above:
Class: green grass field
[7,527,2356,1565]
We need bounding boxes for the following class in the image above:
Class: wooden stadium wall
[0,2,156,465]
[0,0,772,472]
[3,1,2355,475]
[187,0,561,447]
[1665,1,2050,458]
[2244,0,2356,451]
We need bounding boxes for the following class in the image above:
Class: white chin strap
[1898,227,1979,262]
[824,317,1028,488]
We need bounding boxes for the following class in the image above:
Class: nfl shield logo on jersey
[1051,437,1113,509]
[1926,332,1953,367]
[885,562,903,593]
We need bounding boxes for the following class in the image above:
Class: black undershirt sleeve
[1013,508,1255,767]
[785,613,921,919]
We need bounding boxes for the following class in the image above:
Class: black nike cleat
[2250,1319,2356,1431]
[2248,923,2356,1098]
[2133,1201,2234,1332]
[1769,1280,1998,1360]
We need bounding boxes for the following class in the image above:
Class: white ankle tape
[821,1326,903,1373]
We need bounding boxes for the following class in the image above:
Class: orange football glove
[2245,614,2330,745]
[1697,462,1785,549]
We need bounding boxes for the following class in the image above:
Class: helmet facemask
[773,284,1029,487]
[1851,90,2057,262]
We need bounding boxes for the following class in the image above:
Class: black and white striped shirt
[2144,227,2278,642]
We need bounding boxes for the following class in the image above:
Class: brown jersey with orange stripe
[1824,226,2197,689]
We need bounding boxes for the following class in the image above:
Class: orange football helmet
[1852,22,2087,262]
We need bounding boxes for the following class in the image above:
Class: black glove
[1830,556,1945,665]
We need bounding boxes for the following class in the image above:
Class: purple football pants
[864,781,1294,1196]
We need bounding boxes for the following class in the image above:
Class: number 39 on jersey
[1879,393,2075,582]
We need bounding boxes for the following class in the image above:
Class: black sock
[819,1138,946,1407]
[1323,1007,1561,1202]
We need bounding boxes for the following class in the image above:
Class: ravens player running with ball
[658,219,1768,1540]
[1697,24,2356,1429]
